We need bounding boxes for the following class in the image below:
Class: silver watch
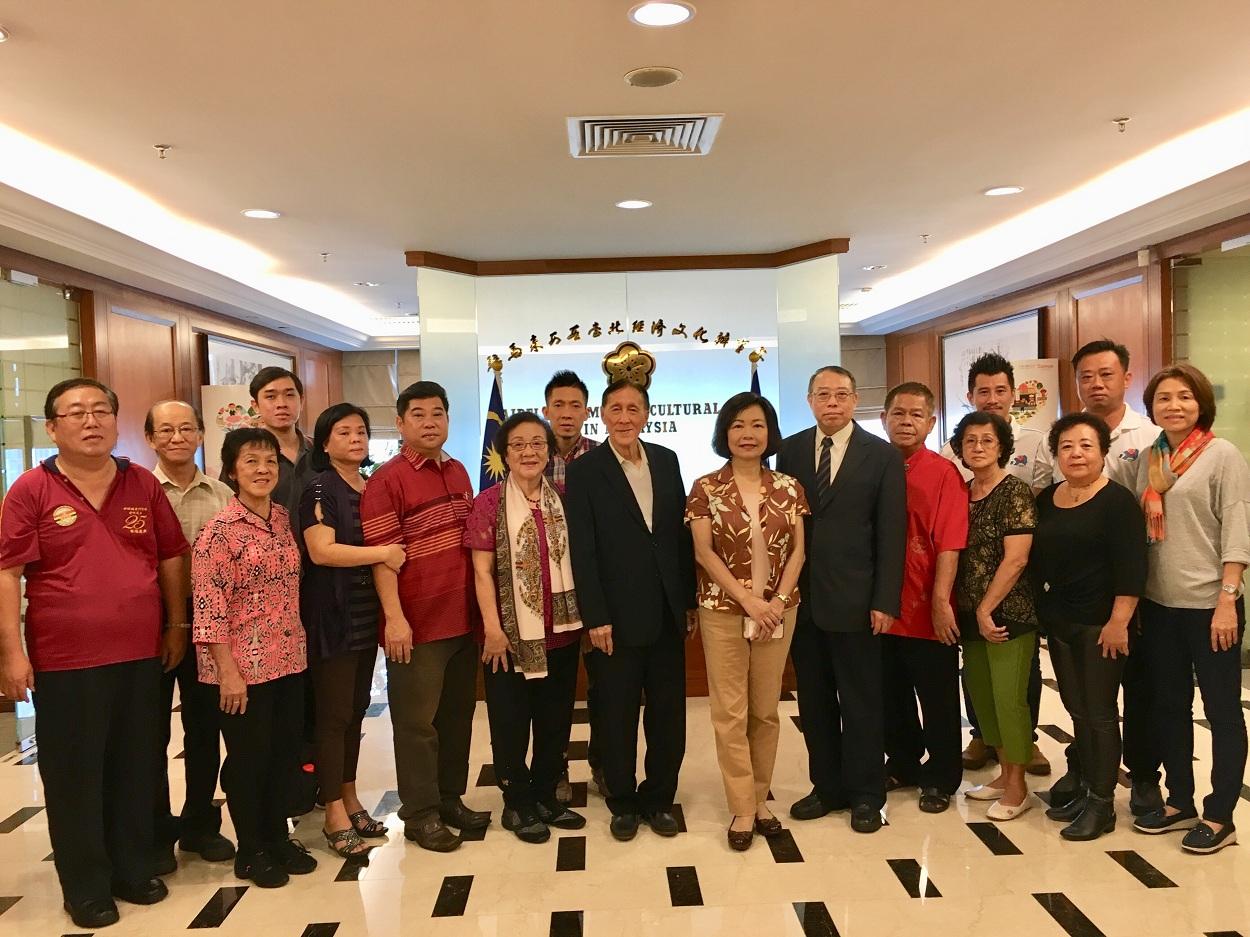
[1220,583,1240,597]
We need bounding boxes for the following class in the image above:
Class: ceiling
[2,0,1250,346]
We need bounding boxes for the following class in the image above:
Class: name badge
[52,505,78,527]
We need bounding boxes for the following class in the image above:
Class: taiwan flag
[480,372,506,492]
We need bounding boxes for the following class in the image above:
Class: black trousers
[595,620,686,816]
[483,641,580,809]
[34,657,161,903]
[584,648,602,771]
[218,672,304,854]
[310,648,376,797]
[881,634,962,795]
[964,639,1041,742]
[791,619,885,810]
[1046,622,1126,800]
[155,649,223,845]
[1139,599,1247,824]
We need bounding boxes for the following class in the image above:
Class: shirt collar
[152,462,212,491]
[220,496,277,530]
[42,454,131,474]
[817,422,855,448]
[608,438,648,468]
[400,443,449,470]
[1111,405,1147,436]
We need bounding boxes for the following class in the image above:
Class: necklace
[1064,479,1099,504]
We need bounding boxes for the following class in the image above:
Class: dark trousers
[964,639,1041,742]
[386,633,476,826]
[1047,623,1126,800]
[218,672,304,854]
[34,657,161,903]
[155,649,222,845]
[791,618,885,810]
[584,649,602,771]
[483,641,579,809]
[1139,598,1248,824]
[310,648,376,796]
[881,634,962,795]
[595,622,686,816]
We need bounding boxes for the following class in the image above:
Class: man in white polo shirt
[1033,338,1165,820]
[940,352,1049,775]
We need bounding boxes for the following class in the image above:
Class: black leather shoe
[790,790,833,821]
[644,811,680,837]
[1181,821,1238,854]
[234,850,288,888]
[502,808,551,844]
[1060,796,1116,841]
[180,832,236,862]
[918,787,950,814]
[405,814,462,852]
[537,801,587,830]
[727,825,754,851]
[439,797,492,831]
[1047,771,1084,808]
[754,815,784,837]
[850,804,883,834]
[64,897,119,929]
[610,813,640,841]
[268,838,317,875]
[1133,806,1199,834]
[111,877,168,905]
[153,847,177,876]
[1046,794,1087,822]
[1129,780,1166,818]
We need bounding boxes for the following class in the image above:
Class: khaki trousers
[699,606,797,815]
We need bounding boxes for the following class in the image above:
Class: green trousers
[962,632,1036,765]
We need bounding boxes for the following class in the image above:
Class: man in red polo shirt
[0,378,189,930]
[880,381,968,814]
[361,381,490,852]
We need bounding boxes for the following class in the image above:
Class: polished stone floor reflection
[2,646,1249,936]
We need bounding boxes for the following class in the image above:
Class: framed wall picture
[206,336,294,389]
[940,311,1040,438]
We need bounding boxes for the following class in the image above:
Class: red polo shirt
[0,457,189,672]
[360,446,477,645]
[895,448,969,640]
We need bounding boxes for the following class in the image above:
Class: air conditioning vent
[567,114,724,158]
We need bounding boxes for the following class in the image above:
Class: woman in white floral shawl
[686,392,810,851]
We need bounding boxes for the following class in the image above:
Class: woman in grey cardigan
[1133,363,1250,854]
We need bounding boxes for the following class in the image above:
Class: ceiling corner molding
[404,238,850,276]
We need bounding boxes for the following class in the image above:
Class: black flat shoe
[643,810,680,837]
[610,813,640,841]
[64,897,119,929]
[1133,807,1199,835]
[234,850,288,888]
[111,877,168,905]
[439,797,492,831]
[754,815,784,837]
[537,801,587,830]
[1182,821,1238,854]
[1129,781,1165,818]
[790,790,836,821]
[850,804,883,834]
[728,825,754,851]
[404,814,462,852]
[502,808,550,844]
[180,832,237,861]
[269,838,317,875]
[1046,794,1087,822]
[918,787,950,814]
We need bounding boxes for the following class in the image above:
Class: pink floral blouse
[192,498,307,685]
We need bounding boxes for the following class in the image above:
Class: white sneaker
[987,797,1034,821]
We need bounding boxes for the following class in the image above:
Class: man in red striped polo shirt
[361,381,490,851]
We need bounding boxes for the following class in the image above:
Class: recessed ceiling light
[241,208,281,219]
[861,264,887,271]
[615,199,653,210]
[354,281,381,287]
[629,2,695,27]
[0,26,11,42]
[983,185,1024,197]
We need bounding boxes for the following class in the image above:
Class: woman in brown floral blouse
[686,392,809,851]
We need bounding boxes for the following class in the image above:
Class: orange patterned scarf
[1142,426,1215,542]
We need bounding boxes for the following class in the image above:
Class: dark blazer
[564,440,696,647]
[778,422,907,632]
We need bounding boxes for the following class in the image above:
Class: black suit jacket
[565,440,696,647]
[778,422,907,632]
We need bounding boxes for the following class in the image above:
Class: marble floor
[2,647,1250,937]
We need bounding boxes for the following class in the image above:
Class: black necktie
[816,436,833,500]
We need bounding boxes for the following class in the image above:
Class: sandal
[348,810,388,838]
[324,827,376,858]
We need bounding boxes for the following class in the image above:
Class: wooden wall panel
[105,308,178,466]
[1072,277,1148,412]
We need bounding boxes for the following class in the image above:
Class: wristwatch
[1220,583,1240,598]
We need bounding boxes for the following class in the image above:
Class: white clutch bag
[743,617,784,640]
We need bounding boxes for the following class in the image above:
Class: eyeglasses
[152,424,200,441]
[506,440,549,453]
[809,390,855,404]
[53,408,115,424]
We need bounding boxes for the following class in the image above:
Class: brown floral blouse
[684,464,810,615]
[955,473,1039,640]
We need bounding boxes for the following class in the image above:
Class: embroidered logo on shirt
[1120,448,1140,461]
[51,505,78,527]
[122,506,149,534]
[1010,454,1029,466]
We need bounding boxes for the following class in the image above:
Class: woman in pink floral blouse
[686,392,810,852]
[193,428,312,889]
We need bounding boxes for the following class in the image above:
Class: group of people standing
[0,339,1246,931]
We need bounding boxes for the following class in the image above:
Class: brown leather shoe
[962,737,994,770]
[727,825,754,851]
[438,797,492,831]
[1026,744,1052,777]
[754,815,784,837]
[404,814,462,852]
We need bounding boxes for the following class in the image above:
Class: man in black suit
[565,379,696,841]
[778,365,907,833]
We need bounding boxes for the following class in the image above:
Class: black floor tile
[792,901,840,937]
[432,875,473,917]
[571,707,590,725]
[373,790,401,816]
[1038,724,1074,744]
[175,750,185,759]
[1106,850,1177,888]
[1033,893,1106,937]
[567,781,588,808]
[790,715,803,731]
[1240,784,1250,804]
[766,829,804,863]
[0,806,43,833]
[966,822,1023,856]
[0,897,20,917]
[335,857,369,881]
[566,740,589,760]
[780,689,795,701]
[301,924,341,937]
[666,866,703,907]
[43,852,53,862]
[766,788,775,801]
[1196,718,1212,730]
[476,764,497,787]
[887,858,941,898]
[1042,677,1060,692]
[670,803,687,832]
[188,886,248,928]
[460,824,487,842]
[16,752,37,766]
[556,835,586,871]
[550,910,584,937]
[364,702,387,718]
[1036,790,1052,806]
[1205,931,1246,937]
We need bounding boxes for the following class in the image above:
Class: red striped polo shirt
[360,445,477,644]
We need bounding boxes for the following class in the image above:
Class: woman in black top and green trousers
[1032,413,1146,840]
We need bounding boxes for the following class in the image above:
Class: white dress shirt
[609,439,654,532]
[1035,405,1158,488]
[941,417,1050,489]
[813,421,856,487]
